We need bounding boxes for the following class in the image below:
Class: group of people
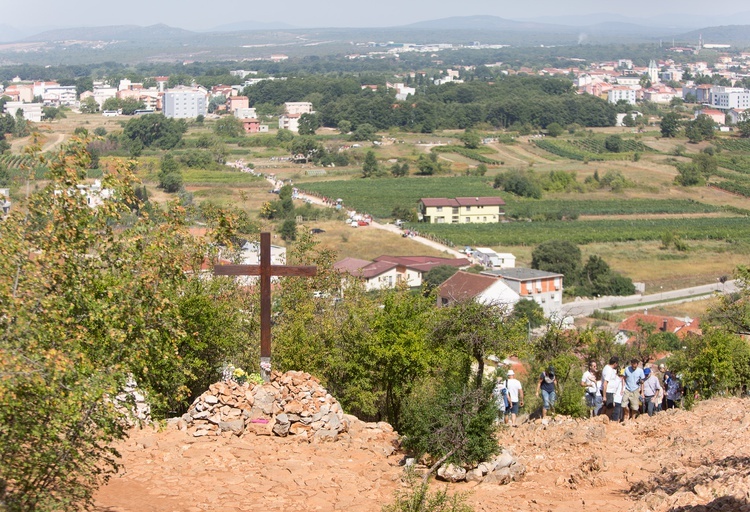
[582,356,683,421]
[492,356,683,426]
[493,365,557,427]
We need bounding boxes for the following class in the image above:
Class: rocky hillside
[94,392,750,512]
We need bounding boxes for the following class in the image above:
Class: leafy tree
[0,113,16,135]
[276,128,295,142]
[280,218,297,241]
[391,161,409,177]
[297,113,320,135]
[42,106,66,121]
[416,153,449,176]
[0,140,251,511]
[159,153,183,193]
[290,136,323,163]
[351,123,377,141]
[399,377,499,469]
[604,134,623,153]
[686,114,715,143]
[493,168,542,198]
[432,299,526,389]
[531,240,581,282]
[213,116,244,138]
[546,122,564,137]
[693,153,717,178]
[459,130,481,149]
[675,163,704,186]
[669,329,750,401]
[579,255,635,297]
[123,114,187,150]
[511,299,545,328]
[737,117,750,138]
[660,112,681,138]
[361,150,380,178]
[337,119,352,134]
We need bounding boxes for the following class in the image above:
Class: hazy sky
[4,0,749,30]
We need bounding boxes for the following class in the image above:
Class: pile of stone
[431,448,525,485]
[175,370,349,441]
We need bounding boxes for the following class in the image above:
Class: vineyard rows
[716,138,750,152]
[432,146,502,164]
[0,154,35,169]
[568,138,654,154]
[301,177,731,220]
[408,216,750,246]
[533,139,633,161]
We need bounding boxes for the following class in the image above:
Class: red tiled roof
[334,257,396,279]
[618,313,701,338]
[420,197,505,207]
[374,255,470,271]
[437,271,498,301]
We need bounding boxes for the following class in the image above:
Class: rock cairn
[176,370,349,441]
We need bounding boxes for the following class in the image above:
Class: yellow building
[418,197,505,224]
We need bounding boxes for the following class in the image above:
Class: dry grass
[300,220,451,261]
[646,297,718,319]
[580,240,748,292]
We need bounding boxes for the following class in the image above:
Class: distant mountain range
[1,15,749,65]
[3,14,750,44]
[20,24,195,43]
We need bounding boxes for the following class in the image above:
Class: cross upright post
[213,232,316,381]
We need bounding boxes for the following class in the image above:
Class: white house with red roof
[418,197,505,224]
[335,255,470,290]
[436,271,519,308]
[695,108,725,125]
[616,313,701,344]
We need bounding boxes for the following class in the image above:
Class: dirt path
[94,397,750,512]
[41,133,65,152]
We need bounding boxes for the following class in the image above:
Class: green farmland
[406,216,750,247]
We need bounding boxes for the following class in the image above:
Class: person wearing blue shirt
[623,359,645,420]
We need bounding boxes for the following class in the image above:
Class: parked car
[357,220,369,226]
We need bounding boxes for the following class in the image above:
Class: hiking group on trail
[493,356,683,425]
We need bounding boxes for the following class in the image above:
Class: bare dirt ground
[94,397,750,512]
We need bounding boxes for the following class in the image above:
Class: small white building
[473,248,516,269]
[3,101,43,122]
[279,113,301,132]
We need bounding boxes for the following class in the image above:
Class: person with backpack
[536,365,557,419]
[492,376,510,425]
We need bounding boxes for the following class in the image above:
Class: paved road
[560,280,737,317]
[295,185,738,316]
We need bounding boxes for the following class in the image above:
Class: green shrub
[400,377,499,467]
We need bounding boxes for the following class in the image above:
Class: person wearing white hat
[505,369,524,427]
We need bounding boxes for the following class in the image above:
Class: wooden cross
[213,232,316,380]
